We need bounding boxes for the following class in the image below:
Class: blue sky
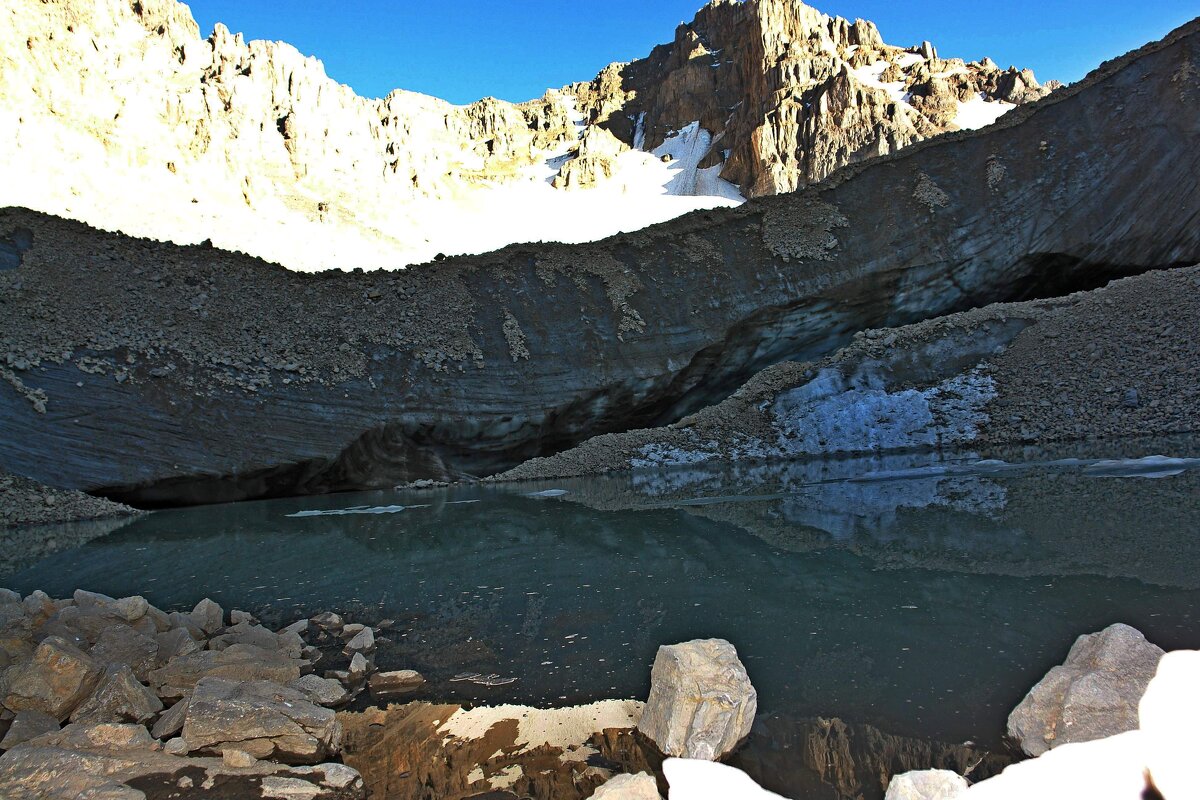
[188,1,1197,104]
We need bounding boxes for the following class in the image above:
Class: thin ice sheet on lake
[287,500,480,518]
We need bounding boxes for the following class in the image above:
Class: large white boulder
[592,771,662,799]
[964,730,1148,798]
[1138,649,1200,797]
[636,639,756,761]
[885,769,968,799]
[662,758,787,799]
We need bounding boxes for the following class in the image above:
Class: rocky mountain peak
[572,0,1053,197]
[0,0,1052,269]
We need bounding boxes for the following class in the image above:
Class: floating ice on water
[526,489,569,498]
[1082,455,1200,479]
[286,504,431,518]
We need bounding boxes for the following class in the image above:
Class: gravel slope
[495,265,1200,481]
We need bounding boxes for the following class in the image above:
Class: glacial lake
[4,436,1200,796]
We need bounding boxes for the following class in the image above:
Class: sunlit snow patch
[954,93,1015,130]
[397,120,744,265]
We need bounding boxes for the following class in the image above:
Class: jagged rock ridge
[572,0,1055,197]
[0,0,1050,270]
[0,15,1194,505]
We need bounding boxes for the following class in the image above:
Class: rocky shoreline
[0,586,1191,799]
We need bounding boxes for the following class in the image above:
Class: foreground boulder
[965,647,1199,798]
[885,769,968,799]
[1137,649,1200,798]
[637,639,756,760]
[69,665,162,725]
[2,636,101,720]
[662,758,787,799]
[181,676,342,763]
[593,771,663,799]
[1007,623,1163,756]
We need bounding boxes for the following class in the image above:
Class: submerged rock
[637,639,756,760]
[1007,623,1163,756]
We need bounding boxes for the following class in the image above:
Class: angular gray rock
[148,643,303,699]
[637,639,757,760]
[182,676,342,764]
[288,675,350,708]
[2,636,102,720]
[310,613,343,634]
[39,604,155,648]
[69,665,163,725]
[208,621,304,658]
[884,769,968,800]
[1007,623,1164,756]
[155,627,200,664]
[189,598,224,636]
[151,696,188,740]
[367,669,425,700]
[342,627,374,656]
[0,710,59,750]
[89,625,159,681]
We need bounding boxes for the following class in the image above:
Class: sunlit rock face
[0,0,1049,270]
[574,0,1053,198]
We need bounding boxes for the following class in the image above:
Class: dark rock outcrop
[0,18,1198,504]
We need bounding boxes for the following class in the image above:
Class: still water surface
[4,440,1200,795]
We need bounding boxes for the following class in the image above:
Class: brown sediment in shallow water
[338,701,661,800]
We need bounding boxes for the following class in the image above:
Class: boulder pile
[0,587,424,797]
